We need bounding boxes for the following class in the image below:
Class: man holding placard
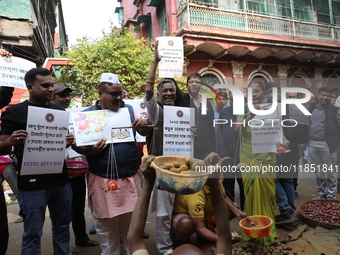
[0,67,75,255]
[176,72,216,160]
[71,73,148,255]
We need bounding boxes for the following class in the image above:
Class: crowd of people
[0,43,339,255]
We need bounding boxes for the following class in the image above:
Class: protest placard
[156,37,184,78]
[163,106,194,157]
[251,104,283,154]
[66,107,87,158]
[0,56,36,89]
[124,99,147,143]
[72,108,134,146]
[20,106,69,175]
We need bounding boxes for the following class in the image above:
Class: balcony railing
[177,4,340,43]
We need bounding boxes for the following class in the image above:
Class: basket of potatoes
[150,156,211,195]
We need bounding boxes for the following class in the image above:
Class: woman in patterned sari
[235,81,289,246]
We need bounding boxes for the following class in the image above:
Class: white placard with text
[163,106,194,158]
[124,99,147,143]
[251,104,283,154]
[0,56,36,89]
[156,37,184,78]
[21,106,69,175]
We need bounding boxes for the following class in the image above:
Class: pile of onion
[300,200,340,225]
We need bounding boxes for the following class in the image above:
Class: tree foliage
[55,28,188,106]
[56,29,154,106]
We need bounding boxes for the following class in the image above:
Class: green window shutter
[247,1,266,15]
[148,0,162,6]
[317,13,331,24]
[201,74,220,86]
[148,23,153,39]
[159,4,168,36]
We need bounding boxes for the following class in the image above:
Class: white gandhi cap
[100,73,120,84]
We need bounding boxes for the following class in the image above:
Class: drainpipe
[187,4,190,27]
[328,0,334,24]
[328,0,334,41]
[290,0,295,37]
[290,0,294,19]
[243,0,248,32]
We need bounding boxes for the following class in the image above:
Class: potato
[180,170,195,175]
[172,161,181,168]
[95,125,104,133]
[170,167,181,173]
[185,158,191,168]
[178,165,188,172]
[161,163,174,170]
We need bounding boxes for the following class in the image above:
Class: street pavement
[5,170,340,255]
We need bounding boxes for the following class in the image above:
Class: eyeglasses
[101,90,124,98]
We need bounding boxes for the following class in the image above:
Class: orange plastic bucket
[239,215,273,238]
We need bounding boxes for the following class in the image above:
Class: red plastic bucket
[0,156,11,175]
[66,161,88,178]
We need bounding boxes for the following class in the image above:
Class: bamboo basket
[298,199,340,229]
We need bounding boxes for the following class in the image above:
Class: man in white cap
[72,73,148,255]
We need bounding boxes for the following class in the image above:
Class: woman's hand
[231,207,249,221]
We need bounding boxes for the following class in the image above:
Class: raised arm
[145,42,161,102]
[127,155,155,254]
[0,50,14,108]
[208,178,232,255]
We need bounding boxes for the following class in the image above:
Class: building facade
[117,0,340,95]
[0,0,68,107]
